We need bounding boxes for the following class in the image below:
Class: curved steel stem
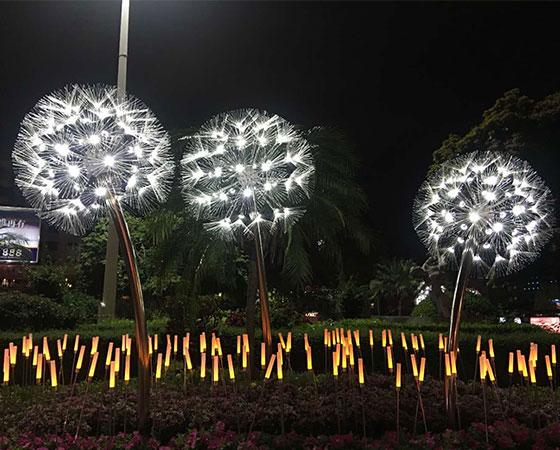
[254,224,272,355]
[447,248,473,428]
[107,192,151,432]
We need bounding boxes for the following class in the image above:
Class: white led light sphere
[413,151,555,278]
[181,109,315,238]
[12,84,174,235]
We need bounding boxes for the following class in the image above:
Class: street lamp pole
[101,0,130,319]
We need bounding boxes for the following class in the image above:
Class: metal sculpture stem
[253,223,272,355]
[447,248,473,428]
[107,191,151,432]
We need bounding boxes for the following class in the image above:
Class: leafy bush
[26,262,69,300]
[0,291,72,331]
[412,291,500,322]
[61,290,98,325]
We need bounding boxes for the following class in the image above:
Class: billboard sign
[0,207,41,263]
[530,316,560,333]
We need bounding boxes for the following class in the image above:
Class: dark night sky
[1,1,559,261]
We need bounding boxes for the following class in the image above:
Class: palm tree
[238,127,375,344]
[369,258,419,316]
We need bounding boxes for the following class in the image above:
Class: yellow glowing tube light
[516,350,523,374]
[438,334,444,351]
[278,333,286,350]
[2,349,9,384]
[164,346,171,370]
[173,335,178,354]
[36,353,43,383]
[261,342,266,369]
[396,363,401,389]
[479,354,487,381]
[486,359,495,383]
[387,346,393,373]
[412,334,419,352]
[508,352,514,375]
[349,344,355,368]
[341,350,347,371]
[521,355,529,379]
[476,335,481,353]
[106,342,114,367]
[74,335,80,353]
[529,363,536,385]
[185,349,192,371]
[552,344,556,366]
[212,355,219,384]
[124,354,130,384]
[200,332,206,353]
[148,336,153,356]
[242,346,247,371]
[333,351,339,378]
[57,339,62,359]
[488,339,495,359]
[388,329,393,347]
[419,334,425,351]
[155,353,162,381]
[324,329,328,346]
[109,361,116,389]
[335,328,340,344]
[91,336,99,355]
[114,348,121,374]
[277,351,283,380]
[122,334,127,352]
[546,355,553,380]
[382,329,387,348]
[43,337,50,361]
[265,354,276,379]
[50,360,57,388]
[9,344,17,366]
[76,345,86,371]
[154,334,159,352]
[211,334,216,357]
[277,343,283,367]
[200,353,206,379]
[419,357,426,383]
[237,335,241,354]
[411,354,418,379]
[227,354,235,381]
[185,333,190,351]
[89,352,98,380]
[286,332,292,353]
[62,333,67,352]
[445,353,451,378]
[306,346,313,371]
[369,330,374,348]
[358,358,364,386]
[217,338,222,357]
[444,337,448,353]
[450,351,457,376]
[304,333,309,351]
[32,346,38,367]
[354,330,361,348]
[401,332,408,351]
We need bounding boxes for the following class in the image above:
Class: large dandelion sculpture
[12,84,174,428]
[181,109,314,350]
[413,151,555,424]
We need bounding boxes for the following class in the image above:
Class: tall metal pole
[106,190,151,432]
[446,248,473,428]
[253,224,272,355]
[100,0,130,318]
[101,0,151,432]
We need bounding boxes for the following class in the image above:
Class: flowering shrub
[1,374,559,442]
[2,420,560,449]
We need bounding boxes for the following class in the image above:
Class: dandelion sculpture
[12,84,174,429]
[413,151,555,424]
[181,109,315,351]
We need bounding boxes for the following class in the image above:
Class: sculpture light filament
[413,150,555,426]
[181,109,315,352]
[13,84,174,235]
[12,84,174,430]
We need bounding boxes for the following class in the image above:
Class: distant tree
[369,258,419,316]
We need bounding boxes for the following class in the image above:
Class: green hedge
[0,317,168,350]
